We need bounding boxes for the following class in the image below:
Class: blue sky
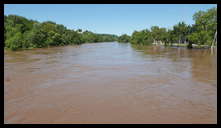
[4,4,216,36]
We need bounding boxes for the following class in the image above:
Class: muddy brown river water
[4,42,217,124]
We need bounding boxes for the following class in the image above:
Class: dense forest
[118,7,217,49]
[4,7,216,51]
[4,15,118,50]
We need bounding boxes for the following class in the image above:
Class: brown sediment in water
[4,42,217,124]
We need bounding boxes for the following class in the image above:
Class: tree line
[4,7,216,51]
[4,15,118,50]
[118,7,217,49]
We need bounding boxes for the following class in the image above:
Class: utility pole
[211,30,217,54]
[212,30,217,47]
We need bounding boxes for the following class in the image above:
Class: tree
[5,15,119,50]
[172,22,190,44]
[4,7,217,50]
[150,26,160,44]
[188,7,217,47]
[118,34,131,43]
[131,29,152,45]
[5,32,23,50]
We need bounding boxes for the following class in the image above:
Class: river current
[4,42,217,123]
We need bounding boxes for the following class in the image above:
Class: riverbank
[4,41,118,51]
[153,43,214,49]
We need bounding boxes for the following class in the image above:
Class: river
[4,42,217,124]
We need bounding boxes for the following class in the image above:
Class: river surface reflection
[4,42,217,123]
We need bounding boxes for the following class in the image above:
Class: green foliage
[131,30,153,45]
[118,34,131,43]
[4,7,217,50]
[188,7,217,47]
[187,31,212,46]
[167,29,178,45]
[4,15,118,51]
[82,31,99,43]
[130,7,217,48]
[98,34,118,42]
[5,32,23,50]
[150,26,167,43]
[172,22,191,44]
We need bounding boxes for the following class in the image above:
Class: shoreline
[153,43,216,49]
[4,42,216,52]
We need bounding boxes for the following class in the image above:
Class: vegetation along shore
[4,7,216,51]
